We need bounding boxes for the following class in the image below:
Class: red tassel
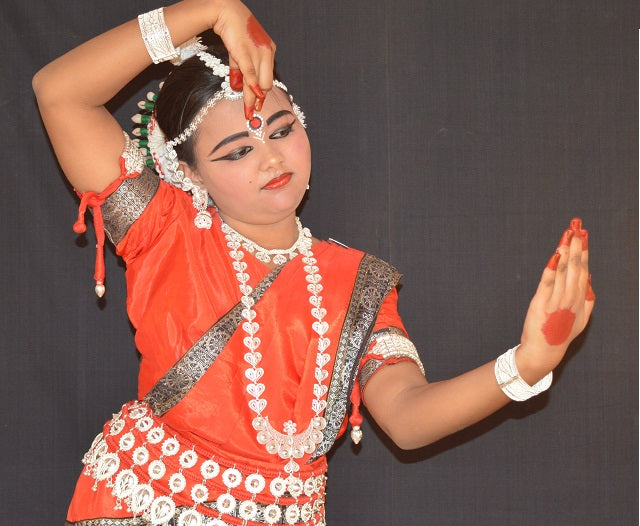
[72,156,144,297]
[349,379,363,444]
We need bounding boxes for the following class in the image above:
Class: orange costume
[65,141,423,526]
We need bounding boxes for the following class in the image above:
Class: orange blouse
[67,151,408,523]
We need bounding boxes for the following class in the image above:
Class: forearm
[33,0,220,106]
[394,362,510,449]
[364,361,505,449]
[32,0,228,192]
[365,351,553,450]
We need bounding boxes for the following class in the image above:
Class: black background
[2,1,638,524]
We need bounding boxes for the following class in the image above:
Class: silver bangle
[495,345,552,401]
[138,8,180,64]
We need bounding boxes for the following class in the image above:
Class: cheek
[290,133,311,168]
[203,166,256,200]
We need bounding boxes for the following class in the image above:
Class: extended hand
[518,218,595,378]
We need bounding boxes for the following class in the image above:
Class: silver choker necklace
[219,218,311,266]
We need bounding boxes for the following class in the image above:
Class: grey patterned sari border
[311,254,401,459]
[144,265,283,416]
[102,166,160,246]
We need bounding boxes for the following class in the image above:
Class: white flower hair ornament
[132,48,307,230]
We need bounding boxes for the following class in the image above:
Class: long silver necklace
[222,218,329,477]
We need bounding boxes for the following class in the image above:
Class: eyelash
[269,121,295,139]
[217,121,296,161]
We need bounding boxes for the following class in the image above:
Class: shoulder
[317,240,401,286]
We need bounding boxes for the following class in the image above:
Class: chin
[264,183,307,208]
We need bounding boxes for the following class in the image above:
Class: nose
[258,141,284,173]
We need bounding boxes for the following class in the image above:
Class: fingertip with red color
[546,251,561,271]
[558,229,574,248]
[570,217,582,231]
[580,229,588,250]
[229,68,243,92]
[250,84,265,99]
[244,103,254,121]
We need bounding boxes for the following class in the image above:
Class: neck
[218,212,300,250]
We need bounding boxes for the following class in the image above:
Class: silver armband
[369,332,425,376]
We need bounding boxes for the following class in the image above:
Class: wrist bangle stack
[138,7,180,64]
[495,345,552,401]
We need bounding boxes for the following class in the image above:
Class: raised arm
[32,0,275,193]
[364,218,595,450]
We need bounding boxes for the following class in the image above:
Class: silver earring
[191,186,212,229]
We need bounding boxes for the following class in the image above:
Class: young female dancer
[33,1,594,524]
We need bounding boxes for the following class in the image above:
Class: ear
[179,160,205,189]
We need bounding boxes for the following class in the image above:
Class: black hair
[154,44,229,167]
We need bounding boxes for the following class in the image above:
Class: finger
[533,251,560,300]
[568,217,589,308]
[549,228,574,307]
[250,84,266,112]
[229,62,244,93]
[253,57,275,113]
[252,45,276,113]
[576,229,590,299]
[243,84,256,120]
[563,229,584,306]
[581,275,596,325]
[586,274,596,303]
[256,47,275,94]
[229,52,259,119]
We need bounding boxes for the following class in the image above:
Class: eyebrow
[209,131,249,156]
[209,110,295,156]
[266,109,293,125]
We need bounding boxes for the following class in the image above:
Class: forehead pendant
[247,113,265,143]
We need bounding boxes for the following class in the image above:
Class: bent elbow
[32,67,48,98]
[392,437,432,451]
[32,66,62,107]
[384,426,435,451]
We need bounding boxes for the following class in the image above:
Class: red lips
[262,172,292,190]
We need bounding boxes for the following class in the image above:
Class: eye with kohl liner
[212,145,254,162]
[269,120,296,139]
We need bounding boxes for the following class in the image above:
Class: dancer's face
[184,87,311,227]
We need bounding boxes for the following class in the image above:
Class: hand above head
[210,0,275,118]
[516,218,596,382]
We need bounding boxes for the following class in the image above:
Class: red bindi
[541,309,576,346]
[247,15,271,48]
[249,117,261,129]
